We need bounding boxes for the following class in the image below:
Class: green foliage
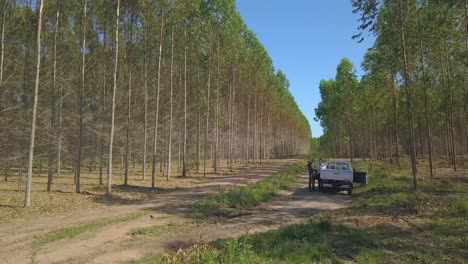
[317,0,467,166]
[453,198,468,219]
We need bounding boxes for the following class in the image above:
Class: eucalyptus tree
[314,0,466,187]
[47,0,60,191]
[25,0,45,207]
[2,0,312,207]
[107,0,121,196]
[151,4,164,189]
[75,0,88,193]
[0,0,8,110]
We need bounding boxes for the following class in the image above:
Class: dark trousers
[309,171,320,192]
[309,170,318,191]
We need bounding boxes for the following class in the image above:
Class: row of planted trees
[0,0,311,207]
[315,0,467,189]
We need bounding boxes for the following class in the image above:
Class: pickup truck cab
[318,161,368,195]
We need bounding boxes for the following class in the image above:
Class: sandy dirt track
[0,160,351,264]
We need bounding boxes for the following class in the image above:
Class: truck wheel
[347,188,352,195]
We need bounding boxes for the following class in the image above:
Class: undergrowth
[137,159,468,263]
[192,161,305,217]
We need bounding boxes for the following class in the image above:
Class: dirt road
[0,160,351,263]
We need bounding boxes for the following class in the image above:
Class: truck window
[338,163,350,171]
[327,162,336,170]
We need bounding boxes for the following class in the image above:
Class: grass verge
[136,159,468,263]
[131,222,185,237]
[192,161,306,217]
[34,211,146,248]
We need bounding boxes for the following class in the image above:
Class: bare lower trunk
[24,0,44,207]
[197,64,200,173]
[203,46,211,178]
[418,17,433,178]
[214,37,220,172]
[143,26,148,180]
[47,7,60,192]
[76,0,88,194]
[398,0,417,190]
[0,0,7,108]
[182,25,187,177]
[107,0,120,196]
[124,14,133,186]
[151,9,164,189]
[167,29,174,181]
[445,40,456,171]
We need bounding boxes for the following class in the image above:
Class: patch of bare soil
[0,160,350,264]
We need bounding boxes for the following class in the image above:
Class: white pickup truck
[318,161,368,195]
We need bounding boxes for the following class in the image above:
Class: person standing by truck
[307,161,314,192]
[313,159,323,191]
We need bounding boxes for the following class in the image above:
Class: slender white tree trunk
[197,64,201,173]
[203,45,211,178]
[214,37,220,172]
[47,7,60,192]
[24,0,44,207]
[143,26,148,180]
[0,0,7,107]
[124,14,133,186]
[107,0,120,196]
[167,29,174,181]
[151,9,164,189]
[182,24,187,177]
[76,0,88,194]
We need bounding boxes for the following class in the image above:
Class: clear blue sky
[236,0,375,137]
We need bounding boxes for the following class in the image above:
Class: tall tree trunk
[24,0,44,207]
[398,0,417,190]
[228,68,234,171]
[76,0,88,194]
[0,0,8,181]
[107,0,120,196]
[390,73,400,166]
[445,39,457,171]
[143,26,148,180]
[182,25,187,177]
[151,9,164,189]
[124,14,134,186]
[463,1,468,176]
[47,7,60,192]
[57,82,63,178]
[203,44,211,178]
[214,37,220,172]
[167,29,174,181]
[197,64,201,173]
[254,88,257,164]
[247,92,250,165]
[0,0,7,108]
[99,29,108,185]
[417,17,433,178]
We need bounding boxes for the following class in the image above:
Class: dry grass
[0,159,261,224]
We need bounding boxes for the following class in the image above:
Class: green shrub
[194,161,305,215]
[453,198,468,218]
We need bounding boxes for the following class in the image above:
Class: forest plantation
[0,0,467,263]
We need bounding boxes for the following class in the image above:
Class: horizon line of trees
[315,0,467,190]
[0,0,312,207]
